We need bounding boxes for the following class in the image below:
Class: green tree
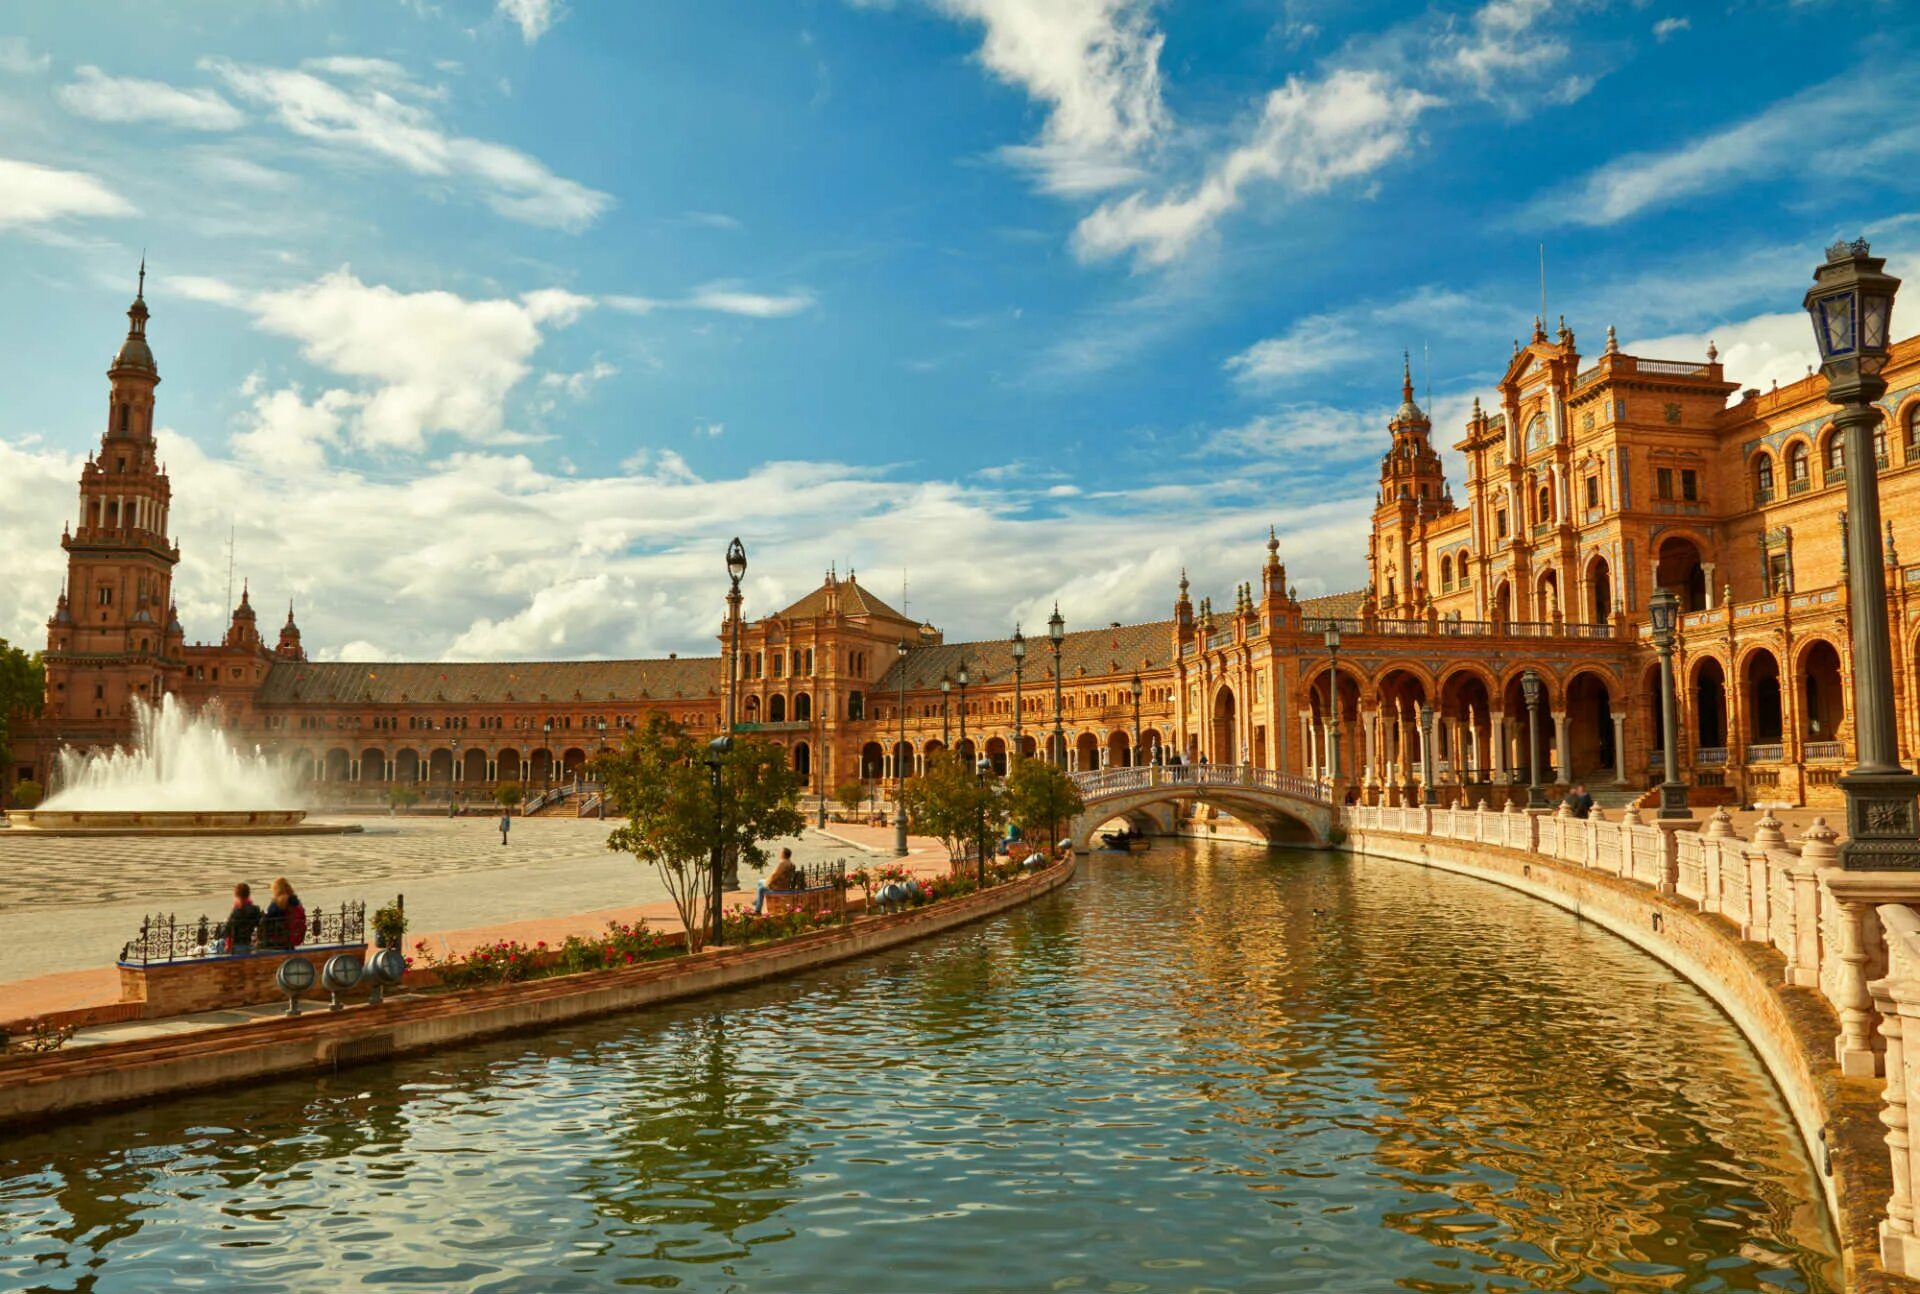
[834,780,866,819]
[386,784,421,811]
[902,752,1007,864]
[1003,758,1086,853]
[599,715,804,951]
[0,638,45,773]
[494,782,523,811]
[10,780,42,810]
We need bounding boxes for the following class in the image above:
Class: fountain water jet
[10,696,359,835]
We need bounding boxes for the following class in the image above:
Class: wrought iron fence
[119,900,366,965]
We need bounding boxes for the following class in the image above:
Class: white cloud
[58,66,247,130]
[1434,0,1574,104]
[1074,69,1438,267]
[498,0,563,44]
[938,0,1168,195]
[693,421,724,438]
[1226,314,1364,387]
[684,210,743,230]
[684,282,815,318]
[1652,17,1690,41]
[1208,404,1388,460]
[1521,77,1913,228]
[200,57,611,231]
[0,156,132,229]
[187,267,591,453]
[231,384,358,473]
[0,37,49,75]
[538,359,617,400]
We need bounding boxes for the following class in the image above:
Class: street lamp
[1648,588,1689,820]
[957,659,970,763]
[449,737,461,816]
[705,735,732,945]
[1048,603,1066,769]
[1130,673,1143,768]
[542,718,552,790]
[940,674,952,749]
[1323,622,1342,790]
[975,754,994,887]
[1011,626,1026,763]
[725,538,747,734]
[1419,702,1437,806]
[1521,668,1547,809]
[596,718,608,818]
[1804,239,1919,868]
[895,638,910,857]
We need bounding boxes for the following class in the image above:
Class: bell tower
[43,264,183,731]
[1371,355,1451,613]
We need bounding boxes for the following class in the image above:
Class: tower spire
[1401,351,1414,404]
[137,252,146,302]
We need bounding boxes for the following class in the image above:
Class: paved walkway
[0,818,954,1028]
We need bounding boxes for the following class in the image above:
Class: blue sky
[2,0,1917,661]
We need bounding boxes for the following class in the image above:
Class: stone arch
[985,735,1008,776]
[496,747,522,784]
[562,747,587,779]
[394,748,421,783]
[793,692,811,721]
[1900,397,1920,463]
[1739,646,1784,746]
[462,747,488,783]
[1563,668,1617,783]
[1751,448,1776,504]
[1819,423,1846,484]
[793,741,811,783]
[1493,579,1513,627]
[1794,638,1845,743]
[1075,730,1099,771]
[1436,664,1497,788]
[1655,534,1708,612]
[860,741,884,779]
[769,694,786,722]
[1210,685,1237,764]
[891,739,912,779]
[1535,567,1559,621]
[1585,552,1612,623]
[359,746,387,782]
[1302,662,1365,786]
[1785,437,1812,489]
[323,747,351,781]
[1106,728,1132,767]
[1691,655,1727,750]
[427,748,453,782]
[744,695,761,722]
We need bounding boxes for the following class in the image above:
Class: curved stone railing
[1072,763,1332,805]
[1349,799,1920,1288]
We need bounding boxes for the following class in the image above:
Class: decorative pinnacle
[1605,323,1618,355]
[1827,237,1872,263]
[137,253,146,301]
[1706,338,1718,363]
[1401,351,1414,403]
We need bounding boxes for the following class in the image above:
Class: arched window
[1906,408,1920,462]
[117,404,130,433]
[1875,424,1889,468]
[1753,453,1775,504]
[1536,484,1551,523]
[847,691,865,721]
[1825,431,1846,481]
[1528,413,1548,450]
[769,695,786,722]
[1787,442,1809,486]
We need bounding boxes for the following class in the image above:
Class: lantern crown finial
[1828,237,1872,263]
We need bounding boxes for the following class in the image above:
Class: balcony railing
[1748,743,1784,763]
[1753,486,1774,506]
[1805,741,1845,761]
[1695,747,1729,766]
[1788,478,1811,496]
[1299,616,1615,642]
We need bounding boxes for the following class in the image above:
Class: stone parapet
[118,943,367,1018]
[1348,803,1920,1292]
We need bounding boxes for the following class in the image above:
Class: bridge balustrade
[1070,763,1332,805]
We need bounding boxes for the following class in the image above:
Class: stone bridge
[1067,764,1337,850]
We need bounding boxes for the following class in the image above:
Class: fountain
[9,696,359,835]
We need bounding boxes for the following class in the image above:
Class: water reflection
[1,842,1837,1292]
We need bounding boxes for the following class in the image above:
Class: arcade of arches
[20,274,1920,816]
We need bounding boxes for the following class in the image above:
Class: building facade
[14,275,1920,815]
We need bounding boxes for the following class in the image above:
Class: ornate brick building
[14,271,1920,816]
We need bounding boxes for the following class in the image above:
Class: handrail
[1070,762,1332,805]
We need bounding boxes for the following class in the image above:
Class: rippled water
[2,843,1838,1292]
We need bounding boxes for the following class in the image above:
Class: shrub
[372,899,408,949]
[834,780,867,818]
[9,780,41,810]
[495,783,523,810]
[387,785,421,810]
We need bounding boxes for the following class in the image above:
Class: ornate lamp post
[725,538,747,733]
[542,718,552,790]
[957,659,970,763]
[1130,673,1143,768]
[1419,702,1438,805]
[705,735,732,944]
[1521,669,1547,809]
[596,718,608,818]
[940,675,952,749]
[975,753,993,887]
[1648,588,1689,820]
[1011,626,1026,764]
[1324,622,1342,789]
[1048,603,1066,768]
[449,737,461,816]
[895,639,910,856]
[1804,240,1920,868]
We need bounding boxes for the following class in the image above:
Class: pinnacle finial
[1706,338,1718,363]
[1401,350,1413,403]
[137,252,146,301]
[1605,323,1618,355]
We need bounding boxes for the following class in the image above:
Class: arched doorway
[1493,581,1513,628]
[1564,671,1615,782]
[986,736,1008,776]
[1588,556,1612,623]
[395,748,421,784]
[562,748,587,780]
[1657,537,1707,612]
[860,741,884,779]
[1744,650,1784,747]
[1074,731,1099,771]
[1535,569,1559,621]
[793,741,811,783]
[891,740,913,779]
[427,749,453,783]
[1211,686,1237,764]
[1800,641,1844,745]
[496,748,523,785]
[1107,730,1132,768]
[1436,668,1494,788]
[463,748,488,783]
[793,693,811,721]
[769,695,786,722]
[324,748,351,782]
[359,747,386,782]
[1693,659,1726,750]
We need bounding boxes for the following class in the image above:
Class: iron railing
[119,901,366,965]
[1071,762,1333,805]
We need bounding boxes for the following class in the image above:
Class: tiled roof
[875,620,1177,693]
[1299,589,1367,619]
[256,657,723,706]
[773,577,913,625]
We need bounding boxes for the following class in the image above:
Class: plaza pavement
[0,815,954,1024]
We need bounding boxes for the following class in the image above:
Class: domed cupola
[112,259,157,376]
[1388,355,1429,432]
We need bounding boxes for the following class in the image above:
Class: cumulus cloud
[1074,69,1437,267]
[231,384,358,473]
[1432,0,1582,106]
[58,66,247,130]
[0,156,132,229]
[603,285,816,318]
[0,37,49,75]
[938,0,1168,195]
[1652,17,1690,41]
[180,267,591,453]
[498,0,563,44]
[200,57,610,231]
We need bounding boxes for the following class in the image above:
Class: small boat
[1100,828,1152,852]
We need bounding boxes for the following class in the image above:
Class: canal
[1,841,1838,1292]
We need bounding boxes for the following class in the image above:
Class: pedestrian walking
[500,812,512,846]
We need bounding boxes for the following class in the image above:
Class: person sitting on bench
[753,849,800,915]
